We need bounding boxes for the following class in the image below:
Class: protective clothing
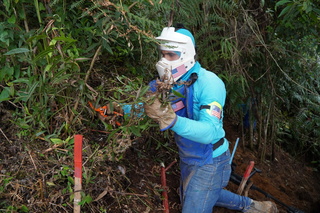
[148,62,228,162]
[145,26,275,213]
[246,200,278,213]
[144,96,177,131]
[170,62,229,159]
[155,27,196,83]
[169,71,222,166]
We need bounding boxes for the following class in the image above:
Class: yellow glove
[144,96,177,131]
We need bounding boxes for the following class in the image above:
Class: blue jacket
[170,62,229,165]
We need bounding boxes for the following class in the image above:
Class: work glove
[144,95,177,131]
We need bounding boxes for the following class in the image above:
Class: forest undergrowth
[1,108,320,212]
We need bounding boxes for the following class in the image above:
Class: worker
[144,25,278,213]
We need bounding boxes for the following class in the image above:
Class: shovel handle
[237,161,254,195]
[244,161,255,179]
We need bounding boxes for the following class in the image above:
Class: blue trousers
[180,150,252,213]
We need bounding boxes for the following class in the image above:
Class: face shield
[155,27,196,84]
[156,48,187,84]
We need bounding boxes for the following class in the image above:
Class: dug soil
[122,116,320,213]
[1,113,320,212]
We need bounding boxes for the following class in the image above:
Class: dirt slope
[217,118,320,213]
[120,116,320,213]
[0,110,319,212]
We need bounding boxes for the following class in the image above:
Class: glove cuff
[160,115,177,131]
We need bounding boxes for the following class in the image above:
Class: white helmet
[155,27,196,83]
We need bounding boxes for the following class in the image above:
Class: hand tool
[230,167,305,213]
[88,101,123,126]
[248,167,262,180]
[229,137,240,164]
[237,161,254,195]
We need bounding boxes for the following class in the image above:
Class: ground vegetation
[1,0,320,212]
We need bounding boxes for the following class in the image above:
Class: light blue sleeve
[170,70,226,144]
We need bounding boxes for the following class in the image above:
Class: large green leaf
[0,87,10,102]
[275,0,292,9]
[4,48,30,55]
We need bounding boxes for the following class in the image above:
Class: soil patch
[0,113,319,212]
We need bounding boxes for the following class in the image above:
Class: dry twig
[0,128,12,144]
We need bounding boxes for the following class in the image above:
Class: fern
[70,0,86,9]
[49,0,61,7]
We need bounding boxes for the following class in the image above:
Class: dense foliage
[1,0,320,211]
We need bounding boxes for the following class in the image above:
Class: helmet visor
[158,49,181,62]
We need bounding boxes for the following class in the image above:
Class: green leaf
[312,8,320,15]
[278,5,293,18]
[0,87,10,102]
[26,34,48,43]
[46,181,56,186]
[0,31,9,46]
[79,195,93,205]
[129,126,141,137]
[12,78,29,84]
[0,66,14,81]
[35,131,46,137]
[32,48,54,62]
[67,176,74,183]
[23,81,39,102]
[39,2,46,11]
[302,1,312,13]
[50,138,63,144]
[3,0,10,12]
[44,64,52,72]
[172,89,185,98]
[4,48,30,55]
[7,15,16,24]
[53,36,77,43]
[138,85,150,98]
[19,205,29,212]
[107,128,120,142]
[18,121,30,129]
[275,0,292,9]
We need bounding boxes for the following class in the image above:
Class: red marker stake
[74,135,83,213]
[160,160,177,213]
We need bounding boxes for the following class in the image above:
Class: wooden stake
[161,163,169,213]
[74,135,83,213]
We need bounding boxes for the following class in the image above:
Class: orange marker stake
[74,135,83,213]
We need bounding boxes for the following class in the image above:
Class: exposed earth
[0,107,320,212]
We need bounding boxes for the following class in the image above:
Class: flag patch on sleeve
[206,101,222,119]
[171,101,185,112]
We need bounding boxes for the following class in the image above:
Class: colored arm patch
[205,101,222,119]
[171,101,185,112]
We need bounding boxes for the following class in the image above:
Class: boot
[246,200,278,213]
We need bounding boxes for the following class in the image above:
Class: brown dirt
[1,110,320,212]
[121,116,320,213]
[215,118,320,213]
